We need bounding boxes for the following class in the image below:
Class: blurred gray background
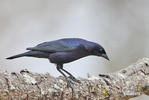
[1,0,149,99]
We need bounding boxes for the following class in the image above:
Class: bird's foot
[68,76,81,83]
[66,79,73,88]
[65,79,74,96]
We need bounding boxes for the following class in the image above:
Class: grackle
[7,38,109,88]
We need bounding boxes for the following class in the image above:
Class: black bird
[7,38,109,87]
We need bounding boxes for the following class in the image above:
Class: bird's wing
[27,41,77,53]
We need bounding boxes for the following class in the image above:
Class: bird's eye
[100,49,103,52]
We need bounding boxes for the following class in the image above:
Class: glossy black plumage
[7,38,109,88]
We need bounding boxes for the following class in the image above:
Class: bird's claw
[65,79,74,97]
[68,76,81,83]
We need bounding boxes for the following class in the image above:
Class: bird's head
[90,44,109,61]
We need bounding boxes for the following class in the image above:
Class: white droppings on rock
[53,84,60,89]
[48,84,63,93]
[48,87,57,93]
[68,88,72,91]
[87,73,99,80]
[145,77,149,86]
[6,78,16,90]
[23,74,37,84]
[75,93,79,99]
[40,88,46,95]
[75,89,80,99]
[10,83,15,90]
[59,79,64,84]
[88,76,99,80]
[117,73,125,79]
[53,84,63,91]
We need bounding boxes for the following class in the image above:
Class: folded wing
[27,40,76,53]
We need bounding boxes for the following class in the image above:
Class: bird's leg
[56,64,73,89]
[61,67,81,83]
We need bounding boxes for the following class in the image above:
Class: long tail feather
[6,51,49,59]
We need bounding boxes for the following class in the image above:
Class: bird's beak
[101,54,110,61]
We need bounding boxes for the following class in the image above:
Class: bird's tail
[6,51,36,59]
